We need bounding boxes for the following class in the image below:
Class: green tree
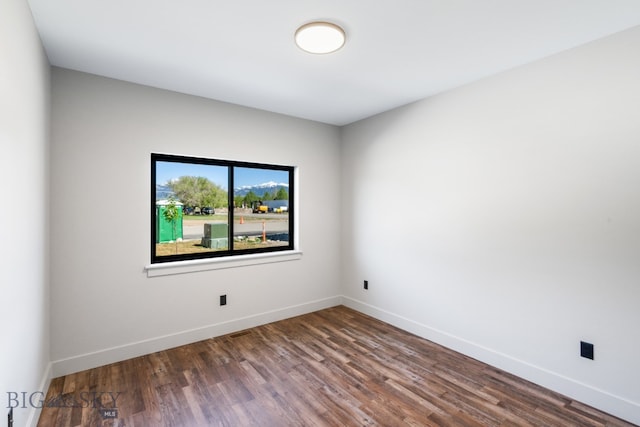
[168,176,227,209]
[243,190,259,206]
[275,187,289,200]
[262,191,274,201]
[162,196,180,254]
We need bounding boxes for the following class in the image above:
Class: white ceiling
[27,0,640,126]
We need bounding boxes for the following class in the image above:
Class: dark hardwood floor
[38,306,636,426]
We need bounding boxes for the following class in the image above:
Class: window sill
[145,250,303,277]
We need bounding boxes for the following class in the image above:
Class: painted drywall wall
[340,26,640,423]
[50,68,342,374]
[0,1,51,426]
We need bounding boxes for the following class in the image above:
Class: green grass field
[182,214,287,222]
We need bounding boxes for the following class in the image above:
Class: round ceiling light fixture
[295,21,346,54]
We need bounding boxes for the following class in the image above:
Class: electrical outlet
[220,295,227,306]
[580,341,594,360]
[364,280,368,290]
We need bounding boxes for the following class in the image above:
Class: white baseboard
[341,296,640,426]
[26,362,52,427]
[51,296,341,378]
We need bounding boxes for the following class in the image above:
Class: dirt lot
[155,238,287,256]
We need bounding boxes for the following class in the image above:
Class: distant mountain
[156,184,174,200]
[234,182,289,197]
[156,182,288,201]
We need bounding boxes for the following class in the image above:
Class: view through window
[152,153,293,263]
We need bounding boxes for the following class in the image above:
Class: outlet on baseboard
[220,295,227,306]
[364,280,368,290]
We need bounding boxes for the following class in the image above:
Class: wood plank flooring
[38,306,636,426]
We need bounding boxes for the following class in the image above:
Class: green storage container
[156,201,184,243]
[201,223,228,249]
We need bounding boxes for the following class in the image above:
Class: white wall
[38,15,640,426]
[341,26,640,424]
[50,68,342,374]
[0,1,51,426]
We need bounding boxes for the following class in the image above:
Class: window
[151,153,294,264]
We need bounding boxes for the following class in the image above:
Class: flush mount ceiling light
[295,21,346,54]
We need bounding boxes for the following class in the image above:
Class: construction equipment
[252,201,268,214]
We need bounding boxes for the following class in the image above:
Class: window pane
[233,167,290,251]
[155,161,229,258]
[152,154,294,264]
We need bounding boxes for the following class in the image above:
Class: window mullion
[228,166,234,252]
